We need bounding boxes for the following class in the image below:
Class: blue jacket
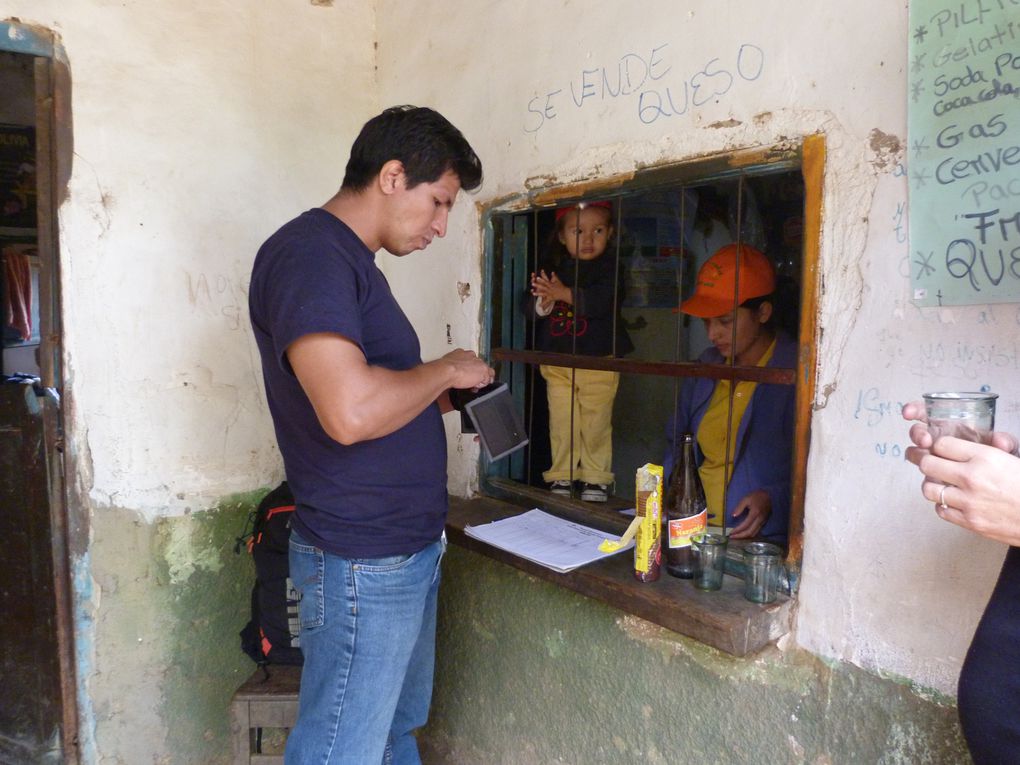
[663,332,797,541]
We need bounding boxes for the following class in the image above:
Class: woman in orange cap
[664,243,796,541]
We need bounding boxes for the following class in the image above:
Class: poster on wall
[0,123,36,230]
[907,0,1020,307]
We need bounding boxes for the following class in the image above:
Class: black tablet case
[463,383,529,461]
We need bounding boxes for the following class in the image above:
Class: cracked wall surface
[422,548,969,764]
[375,0,1015,699]
[87,496,260,764]
[2,2,376,761]
[0,0,1012,761]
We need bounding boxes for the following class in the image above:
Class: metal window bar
[719,175,747,524]
[522,199,628,500]
[526,210,539,488]
[507,178,796,511]
[489,152,811,569]
[670,187,688,460]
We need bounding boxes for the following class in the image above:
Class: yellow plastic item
[632,464,663,575]
[598,515,641,553]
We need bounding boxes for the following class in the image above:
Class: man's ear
[757,301,774,325]
[378,160,405,195]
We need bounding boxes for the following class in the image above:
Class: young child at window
[529,201,633,502]
[664,243,795,540]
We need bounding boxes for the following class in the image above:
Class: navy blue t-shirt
[249,208,448,558]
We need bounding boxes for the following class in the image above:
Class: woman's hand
[729,489,772,539]
[903,401,1020,546]
[903,400,1017,464]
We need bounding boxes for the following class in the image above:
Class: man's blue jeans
[284,529,445,765]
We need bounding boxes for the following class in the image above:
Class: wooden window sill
[446,493,794,658]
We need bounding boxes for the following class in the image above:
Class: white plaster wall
[375,0,1013,694]
[1,1,378,519]
[3,0,1005,706]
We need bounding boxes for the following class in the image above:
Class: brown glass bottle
[664,433,708,578]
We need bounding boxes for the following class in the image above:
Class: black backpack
[237,481,303,666]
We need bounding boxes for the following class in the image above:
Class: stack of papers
[464,508,634,573]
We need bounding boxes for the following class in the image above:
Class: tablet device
[463,382,529,461]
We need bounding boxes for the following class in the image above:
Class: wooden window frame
[445,136,823,655]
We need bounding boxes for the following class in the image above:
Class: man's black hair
[341,105,482,193]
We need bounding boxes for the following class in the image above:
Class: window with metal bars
[479,137,823,568]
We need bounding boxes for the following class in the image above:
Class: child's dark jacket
[526,255,634,357]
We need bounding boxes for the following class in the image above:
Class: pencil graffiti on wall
[524,42,766,133]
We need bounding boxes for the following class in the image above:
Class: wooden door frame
[2,20,79,763]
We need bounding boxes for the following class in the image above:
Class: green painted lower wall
[84,507,971,764]
[87,492,264,764]
[422,546,970,765]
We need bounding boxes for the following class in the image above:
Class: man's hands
[442,348,495,392]
[289,333,494,446]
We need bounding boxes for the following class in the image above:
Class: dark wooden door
[0,40,77,764]
[0,383,65,763]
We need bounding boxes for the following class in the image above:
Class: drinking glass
[923,392,997,442]
[742,542,783,604]
[693,533,728,591]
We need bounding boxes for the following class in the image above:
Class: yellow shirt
[696,338,777,527]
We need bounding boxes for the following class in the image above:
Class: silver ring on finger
[937,484,949,510]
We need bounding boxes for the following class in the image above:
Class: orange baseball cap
[677,243,775,318]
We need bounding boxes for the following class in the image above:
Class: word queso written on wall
[908,0,1020,306]
[524,42,765,133]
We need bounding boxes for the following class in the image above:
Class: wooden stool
[230,665,301,764]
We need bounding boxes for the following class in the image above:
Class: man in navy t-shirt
[249,106,491,765]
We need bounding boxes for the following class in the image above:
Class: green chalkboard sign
[908,0,1020,306]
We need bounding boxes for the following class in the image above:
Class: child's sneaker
[581,483,608,502]
[549,480,573,496]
